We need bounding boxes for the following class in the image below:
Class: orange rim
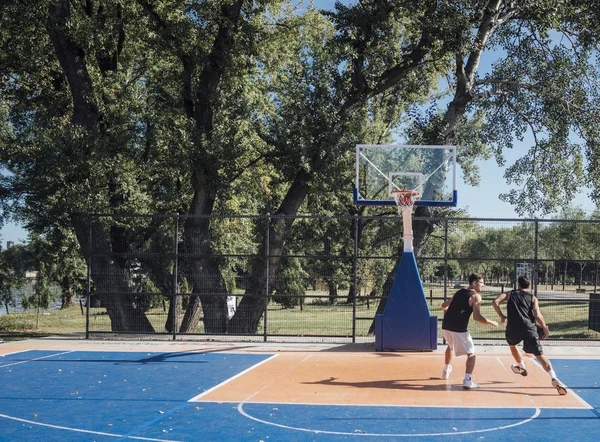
[391,189,420,206]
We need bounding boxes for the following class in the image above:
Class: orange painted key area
[194,352,588,409]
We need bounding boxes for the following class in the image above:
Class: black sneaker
[552,378,568,395]
[511,364,528,376]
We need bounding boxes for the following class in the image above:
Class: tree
[3,1,600,336]
[1,0,293,332]
[0,244,28,314]
[230,0,465,332]
[366,1,600,329]
[25,230,87,309]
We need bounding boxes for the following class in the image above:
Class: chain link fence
[82,214,600,343]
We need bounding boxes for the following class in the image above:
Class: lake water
[0,298,63,315]
[1,284,64,316]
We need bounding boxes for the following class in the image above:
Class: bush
[0,314,34,331]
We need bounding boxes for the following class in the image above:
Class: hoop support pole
[402,206,413,252]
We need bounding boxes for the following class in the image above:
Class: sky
[457,155,596,220]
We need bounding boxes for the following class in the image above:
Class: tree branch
[46,0,99,130]
[473,78,540,93]
[340,1,438,114]
[464,1,519,85]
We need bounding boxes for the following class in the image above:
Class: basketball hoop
[391,189,420,211]
[391,189,420,253]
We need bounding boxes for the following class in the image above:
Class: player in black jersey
[441,273,498,389]
[492,275,567,395]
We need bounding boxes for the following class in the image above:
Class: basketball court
[2,145,597,440]
[1,338,599,441]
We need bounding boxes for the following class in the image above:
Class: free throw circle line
[237,403,541,437]
[0,413,181,442]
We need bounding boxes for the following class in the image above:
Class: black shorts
[506,329,544,356]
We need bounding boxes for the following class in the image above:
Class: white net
[391,189,421,209]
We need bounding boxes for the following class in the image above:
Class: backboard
[354,144,457,207]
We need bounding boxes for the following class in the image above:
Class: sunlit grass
[1,287,599,341]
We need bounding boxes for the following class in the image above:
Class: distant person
[492,275,567,395]
[441,273,498,389]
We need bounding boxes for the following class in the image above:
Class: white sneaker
[462,379,480,389]
[552,378,568,395]
[442,365,452,380]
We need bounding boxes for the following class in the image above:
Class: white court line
[0,349,183,440]
[496,356,538,409]
[0,349,31,357]
[497,356,592,409]
[530,357,592,408]
[237,403,541,437]
[0,413,181,441]
[242,354,313,403]
[0,351,74,368]
[235,354,542,436]
[188,354,280,402]
[215,399,588,409]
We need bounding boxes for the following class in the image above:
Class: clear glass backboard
[354,144,457,207]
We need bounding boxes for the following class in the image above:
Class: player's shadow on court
[303,377,463,391]
[37,352,215,365]
[478,383,572,397]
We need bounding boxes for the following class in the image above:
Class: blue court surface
[0,350,599,441]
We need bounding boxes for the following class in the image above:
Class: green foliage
[2,1,600,334]
[20,294,29,311]
[273,257,309,308]
[32,265,54,310]
[434,260,461,280]
[0,244,29,310]
[134,277,162,312]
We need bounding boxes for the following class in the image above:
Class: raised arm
[492,292,508,326]
[471,294,498,327]
[532,297,549,339]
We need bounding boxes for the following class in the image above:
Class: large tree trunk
[46,0,99,130]
[228,168,312,333]
[48,2,150,331]
[171,1,245,333]
[165,294,181,333]
[179,206,229,334]
[72,216,154,332]
[60,278,77,309]
[327,281,338,304]
[227,3,441,333]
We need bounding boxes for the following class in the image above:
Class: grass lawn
[1,288,599,342]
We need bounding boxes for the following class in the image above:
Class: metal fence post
[172,213,179,341]
[595,260,598,294]
[264,214,270,342]
[443,218,448,302]
[534,220,539,297]
[85,215,92,339]
[352,214,358,342]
